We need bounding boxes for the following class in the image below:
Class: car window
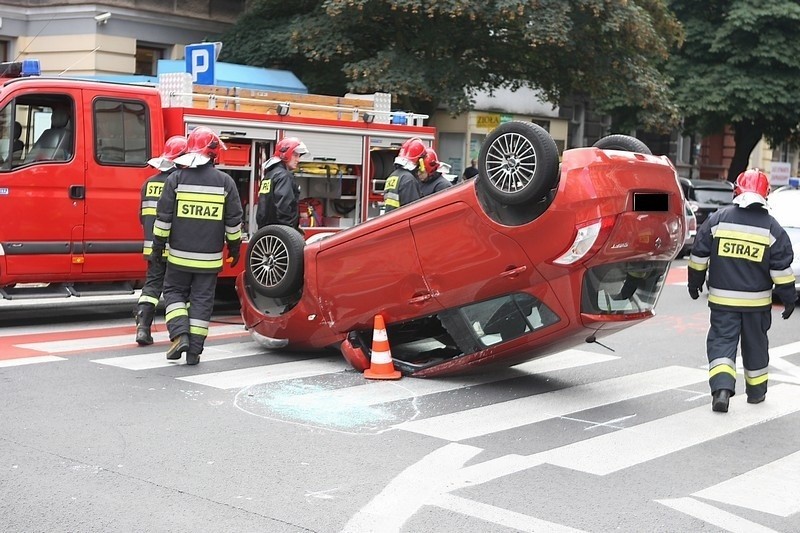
[582,261,670,314]
[693,189,733,205]
[461,293,559,347]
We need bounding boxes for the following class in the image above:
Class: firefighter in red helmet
[257,136,309,230]
[688,168,796,412]
[418,147,453,197]
[152,126,243,365]
[382,137,426,213]
[134,135,187,346]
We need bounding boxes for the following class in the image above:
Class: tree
[221,0,682,131]
[667,0,800,182]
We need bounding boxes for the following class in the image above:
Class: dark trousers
[138,258,166,308]
[162,266,217,355]
[707,308,771,400]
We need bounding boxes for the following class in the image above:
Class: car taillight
[552,215,616,265]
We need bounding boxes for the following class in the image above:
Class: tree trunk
[728,122,763,183]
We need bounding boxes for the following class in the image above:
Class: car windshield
[693,189,733,205]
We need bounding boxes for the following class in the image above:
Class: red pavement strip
[0,320,247,361]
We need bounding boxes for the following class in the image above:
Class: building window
[135,45,163,76]
[0,41,8,62]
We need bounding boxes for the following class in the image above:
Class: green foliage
[221,0,682,130]
[667,0,800,178]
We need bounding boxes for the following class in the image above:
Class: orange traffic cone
[364,314,401,380]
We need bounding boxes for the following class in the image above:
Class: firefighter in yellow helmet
[688,169,796,412]
[152,126,243,365]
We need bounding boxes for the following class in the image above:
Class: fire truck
[0,61,435,299]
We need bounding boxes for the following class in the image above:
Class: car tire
[246,225,305,298]
[592,134,652,155]
[477,121,560,205]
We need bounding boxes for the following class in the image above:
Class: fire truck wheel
[592,134,652,155]
[246,225,305,298]
[477,121,560,205]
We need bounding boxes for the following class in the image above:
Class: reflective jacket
[383,166,420,212]
[257,162,299,228]
[688,204,795,311]
[153,163,243,273]
[139,170,170,257]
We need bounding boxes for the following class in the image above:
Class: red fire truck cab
[0,63,434,299]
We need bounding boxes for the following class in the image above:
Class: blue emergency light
[391,112,408,125]
[0,59,41,78]
[789,176,800,189]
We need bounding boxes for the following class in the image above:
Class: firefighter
[134,135,187,346]
[151,126,243,365]
[418,148,453,197]
[688,169,796,412]
[382,137,426,212]
[256,137,309,230]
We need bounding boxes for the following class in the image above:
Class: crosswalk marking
[92,344,265,370]
[282,349,617,409]
[18,324,245,354]
[693,449,800,517]
[657,498,780,533]
[395,365,707,441]
[0,355,66,368]
[544,383,800,475]
[178,356,351,389]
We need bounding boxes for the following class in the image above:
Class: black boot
[134,304,155,346]
[166,333,189,360]
[712,389,732,413]
[186,352,201,366]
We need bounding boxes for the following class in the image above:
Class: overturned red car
[236,121,685,377]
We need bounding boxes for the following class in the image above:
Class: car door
[0,88,84,277]
[315,219,443,331]
[409,201,542,310]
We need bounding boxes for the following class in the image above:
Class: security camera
[94,12,111,24]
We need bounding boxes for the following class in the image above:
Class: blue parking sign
[185,43,220,85]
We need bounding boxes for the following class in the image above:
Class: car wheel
[592,134,652,155]
[477,121,560,205]
[246,225,305,298]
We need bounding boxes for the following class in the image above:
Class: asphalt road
[2,260,800,533]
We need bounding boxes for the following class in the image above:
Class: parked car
[236,123,686,377]
[678,200,697,258]
[680,178,735,227]
[767,179,800,294]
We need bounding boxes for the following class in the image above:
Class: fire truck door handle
[500,265,527,278]
[69,185,85,199]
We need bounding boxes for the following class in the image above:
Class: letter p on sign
[185,42,221,85]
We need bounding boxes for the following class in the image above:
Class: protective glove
[149,245,165,264]
[228,247,240,268]
[783,303,795,320]
[688,285,702,300]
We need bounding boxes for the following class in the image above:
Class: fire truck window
[94,99,149,166]
[0,105,11,168]
[22,99,74,164]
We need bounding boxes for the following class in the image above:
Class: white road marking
[178,357,351,389]
[544,384,800,475]
[395,366,707,441]
[283,349,617,408]
[433,493,586,533]
[693,449,800,517]
[0,355,66,367]
[657,497,780,533]
[92,345,264,370]
[18,324,245,353]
